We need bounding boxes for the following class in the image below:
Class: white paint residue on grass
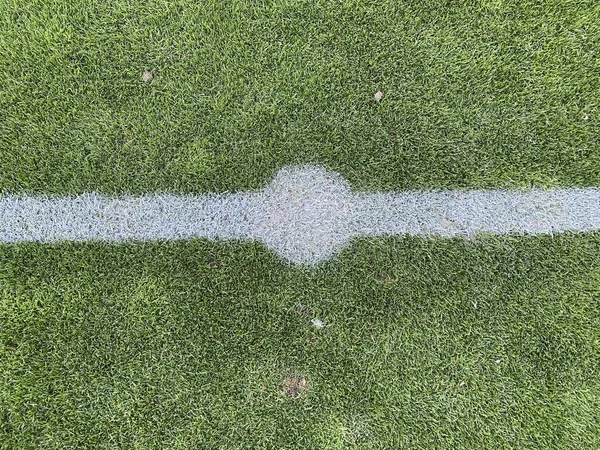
[1,165,600,264]
[311,318,325,329]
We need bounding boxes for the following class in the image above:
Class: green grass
[1,0,600,448]
[1,0,599,194]
[2,237,600,449]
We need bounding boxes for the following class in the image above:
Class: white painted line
[1,166,599,264]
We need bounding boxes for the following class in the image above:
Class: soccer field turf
[1,1,599,448]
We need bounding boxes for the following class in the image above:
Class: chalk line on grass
[1,165,599,264]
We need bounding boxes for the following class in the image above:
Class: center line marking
[2,165,599,264]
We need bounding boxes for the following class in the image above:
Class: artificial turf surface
[1,0,600,448]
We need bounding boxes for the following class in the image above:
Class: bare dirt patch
[142,69,154,82]
[282,376,308,398]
